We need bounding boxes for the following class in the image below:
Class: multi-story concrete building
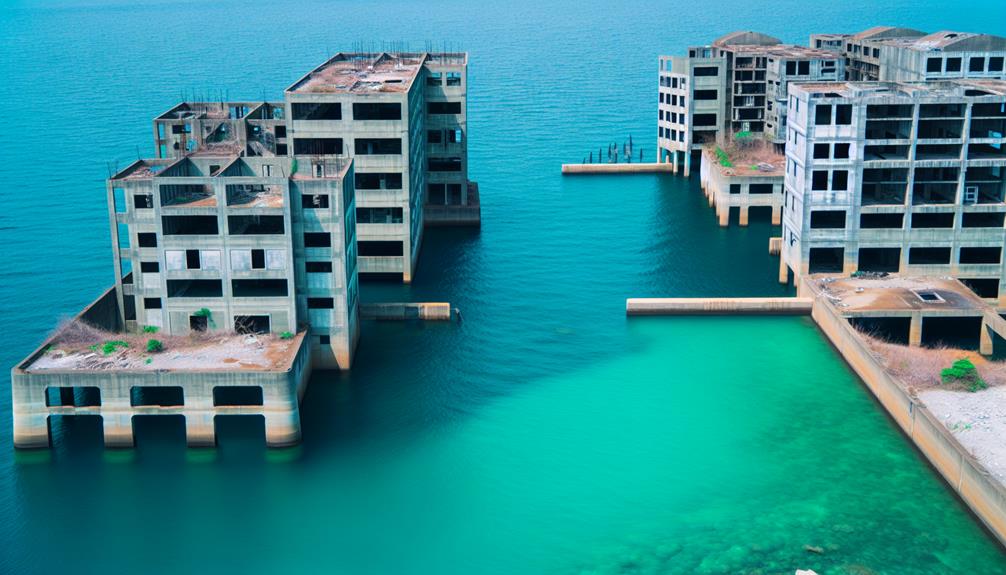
[108,154,360,369]
[658,32,843,174]
[152,52,476,284]
[811,27,1006,82]
[780,80,1006,304]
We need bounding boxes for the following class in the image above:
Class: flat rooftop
[791,79,1006,99]
[27,327,305,372]
[809,275,987,316]
[705,143,784,177]
[728,43,840,59]
[287,52,424,94]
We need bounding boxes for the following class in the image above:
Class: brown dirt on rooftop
[862,333,1006,391]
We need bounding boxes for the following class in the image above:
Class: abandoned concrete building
[657,31,844,175]
[155,52,477,283]
[108,154,359,370]
[810,27,1006,82]
[779,79,1006,304]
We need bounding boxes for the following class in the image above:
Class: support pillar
[102,413,134,448]
[981,321,994,356]
[739,206,749,226]
[778,255,789,285]
[265,410,301,448]
[185,412,216,447]
[718,204,729,227]
[12,377,49,448]
[909,314,923,348]
[672,150,679,174]
[771,205,781,226]
[683,151,691,177]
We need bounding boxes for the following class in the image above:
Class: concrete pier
[626,297,813,315]
[360,302,453,320]
[561,163,676,175]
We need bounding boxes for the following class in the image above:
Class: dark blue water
[3,1,1006,573]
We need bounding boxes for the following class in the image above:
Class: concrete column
[771,205,781,226]
[981,321,994,356]
[672,150,679,174]
[909,314,923,347]
[739,206,749,227]
[264,410,301,447]
[185,412,216,447]
[778,256,789,285]
[718,204,729,227]
[683,151,691,177]
[102,413,134,448]
[12,379,49,449]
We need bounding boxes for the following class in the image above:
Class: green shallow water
[2,0,1006,573]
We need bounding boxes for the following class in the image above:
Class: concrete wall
[810,283,1006,547]
[626,297,812,315]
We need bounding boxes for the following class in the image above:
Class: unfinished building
[699,142,784,227]
[810,27,1006,82]
[658,31,844,175]
[780,79,1006,304]
[154,52,477,283]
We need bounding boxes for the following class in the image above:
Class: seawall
[561,163,676,175]
[360,302,453,321]
[626,297,813,315]
[810,288,1006,547]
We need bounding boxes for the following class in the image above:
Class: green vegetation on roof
[715,147,733,168]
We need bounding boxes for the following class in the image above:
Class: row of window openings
[128,230,336,250]
[810,210,1006,229]
[659,126,686,142]
[426,72,463,86]
[808,246,1002,271]
[658,93,689,107]
[658,110,686,124]
[290,101,461,121]
[44,385,265,408]
[926,56,1004,74]
[659,76,692,88]
[118,191,328,212]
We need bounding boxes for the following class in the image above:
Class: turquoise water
[3,0,1006,573]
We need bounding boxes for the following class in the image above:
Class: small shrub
[715,146,733,168]
[146,339,163,353]
[279,331,294,340]
[142,325,160,334]
[940,358,988,392]
[100,340,129,355]
[145,357,153,365]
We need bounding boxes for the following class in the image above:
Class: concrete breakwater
[561,163,676,175]
[360,302,454,321]
[626,297,813,315]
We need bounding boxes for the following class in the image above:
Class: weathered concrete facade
[11,289,312,449]
[658,31,843,174]
[780,80,1006,303]
[699,147,783,227]
[109,154,360,369]
[811,27,1006,83]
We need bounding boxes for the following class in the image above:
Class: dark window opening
[812,171,828,190]
[694,90,717,100]
[834,143,850,159]
[911,212,955,228]
[729,184,741,195]
[922,316,981,350]
[858,248,901,273]
[427,101,461,115]
[813,143,829,159]
[292,102,341,120]
[909,247,951,265]
[353,102,401,120]
[130,386,183,407]
[815,104,832,125]
[960,247,1002,264]
[160,184,213,207]
[926,58,942,73]
[357,207,404,224]
[832,170,848,190]
[810,210,846,229]
[190,315,208,332]
[694,67,718,76]
[358,241,404,256]
[355,172,402,190]
[186,249,201,269]
[294,138,343,155]
[429,157,462,172]
[228,215,284,235]
[45,387,101,408]
[234,315,271,334]
[961,278,1000,299]
[302,194,329,209]
[945,57,962,73]
[168,279,223,298]
[427,130,443,143]
[213,386,263,407]
[275,125,287,138]
[251,249,266,269]
[835,105,852,125]
[355,138,402,155]
[304,232,331,248]
[138,233,158,248]
[123,295,136,321]
[962,212,1005,228]
[850,317,911,345]
[162,216,218,235]
[306,261,332,273]
[307,297,334,309]
[798,61,809,75]
[990,57,1004,73]
[970,57,986,73]
[144,297,162,309]
[808,247,844,273]
[134,194,153,209]
[140,261,159,273]
[692,114,717,127]
[231,279,288,297]
[860,213,903,228]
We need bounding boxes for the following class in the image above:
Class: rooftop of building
[111,155,350,181]
[24,319,306,372]
[156,101,271,121]
[728,43,841,59]
[704,140,785,177]
[808,275,988,316]
[789,79,1006,99]
[287,52,427,94]
[712,31,781,47]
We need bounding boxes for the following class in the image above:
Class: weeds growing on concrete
[941,358,988,392]
[862,333,1006,390]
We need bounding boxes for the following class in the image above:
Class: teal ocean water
[3,1,1006,573]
